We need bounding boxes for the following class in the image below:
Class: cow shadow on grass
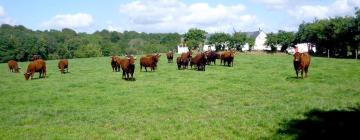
[275,106,360,140]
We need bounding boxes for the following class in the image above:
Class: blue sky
[0,0,359,33]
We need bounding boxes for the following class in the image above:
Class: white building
[177,45,189,54]
[203,44,216,51]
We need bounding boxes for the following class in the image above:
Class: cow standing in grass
[58,59,69,74]
[117,55,136,80]
[190,52,207,71]
[8,60,21,73]
[166,51,174,63]
[221,51,236,67]
[145,53,161,69]
[205,51,217,65]
[293,52,311,78]
[111,56,120,72]
[24,59,46,80]
[140,55,158,72]
[179,50,192,69]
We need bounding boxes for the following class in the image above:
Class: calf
[24,59,46,80]
[293,52,311,78]
[58,59,69,74]
[8,60,21,73]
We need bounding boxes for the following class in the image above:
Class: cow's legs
[301,69,304,79]
[304,66,309,78]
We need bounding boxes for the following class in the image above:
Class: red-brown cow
[111,56,120,72]
[146,53,161,64]
[58,59,69,74]
[205,51,217,65]
[221,51,235,67]
[8,60,21,73]
[176,57,182,70]
[24,59,46,80]
[117,55,136,80]
[140,55,158,72]
[179,50,192,69]
[166,51,174,63]
[293,52,311,78]
[190,52,207,71]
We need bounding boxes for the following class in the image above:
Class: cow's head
[127,55,136,65]
[24,72,31,80]
[293,52,301,62]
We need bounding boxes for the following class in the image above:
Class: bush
[74,44,103,58]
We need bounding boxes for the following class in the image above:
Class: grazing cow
[117,55,136,80]
[140,55,158,72]
[190,52,207,71]
[205,51,217,65]
[180,50,192,69]
[8,60,21,73]
[221,51,235,67]
[176,57,182,70]
[31,55,41,61]
[24,59,46,80]
[58,59,69,74]
[166,51,174,63]
[293,52,311,78]
[111,56,120,72]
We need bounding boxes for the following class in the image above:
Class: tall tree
[184,28,207,49]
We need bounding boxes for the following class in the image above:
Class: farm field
[0,54,359,139]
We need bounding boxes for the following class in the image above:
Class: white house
[177,45,189,54]
[203,44,216,51]
[241,30,279,51]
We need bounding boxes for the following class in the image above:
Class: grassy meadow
[0,53,359,139]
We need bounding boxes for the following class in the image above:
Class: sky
[0,0,359,33]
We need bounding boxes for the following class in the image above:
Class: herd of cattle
[6,50,311,80]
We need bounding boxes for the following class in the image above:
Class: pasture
[0,54,359,139]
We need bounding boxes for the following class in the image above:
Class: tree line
[0,24,181,62]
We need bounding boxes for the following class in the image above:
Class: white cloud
[288,0,360,21]
[253,0,290,9]
[41,13,94,30]
[118,0,259,33]
[0,6,15,25]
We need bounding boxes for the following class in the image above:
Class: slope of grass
[0,54,359,139]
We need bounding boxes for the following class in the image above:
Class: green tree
[184,28,207,49]
[208,32,231,51]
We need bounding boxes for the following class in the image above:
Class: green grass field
[0,54,359,139]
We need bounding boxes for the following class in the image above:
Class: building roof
[243,31,260,39]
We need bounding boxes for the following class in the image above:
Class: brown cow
[111,56,120,72]
[179,50,192,69]
[176,57,182,70]
[140,55,157,72]
[24,59,46,80]
[58,59,69,74]
[8,60,21,73]
[190,52,207,71]
[205,51,217,65]
[293,52,311,78]
[145,53,161,68]
[166,51,174,63]
[221,51,235,67]
[117,55,136,80]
